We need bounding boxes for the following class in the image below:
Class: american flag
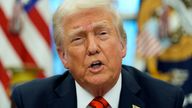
[137,30,163,58]
[137,4,170,58]
[0,0,52,107]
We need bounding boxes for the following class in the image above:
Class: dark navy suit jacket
[12,65,184,108]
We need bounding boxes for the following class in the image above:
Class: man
[11,0,184,108]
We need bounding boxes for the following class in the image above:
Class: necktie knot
[88,96,109,108]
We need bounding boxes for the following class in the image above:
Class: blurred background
[0,0,192,108]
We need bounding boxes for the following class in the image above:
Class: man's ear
[121,41,127,58]
[57,48,69,68]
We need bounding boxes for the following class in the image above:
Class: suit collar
[119,66,145,108]
[47,72,77,108]
[47,66,145,108]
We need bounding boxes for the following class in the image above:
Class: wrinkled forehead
[63,7,116,32]
[69,20,112,35]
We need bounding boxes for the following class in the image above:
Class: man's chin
[86,76,112,86]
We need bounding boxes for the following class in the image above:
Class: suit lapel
[119,67,145,108]
[47,72,77,108]
[46,66,145,108]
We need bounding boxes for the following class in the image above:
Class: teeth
[90,60,102,68]
[93,61,100,65]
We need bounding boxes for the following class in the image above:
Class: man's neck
[75,73,122,108]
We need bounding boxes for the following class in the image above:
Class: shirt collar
[75,73,122,108]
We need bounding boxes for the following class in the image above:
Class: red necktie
[88,96,110,108]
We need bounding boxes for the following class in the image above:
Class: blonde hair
[53,0,126,49]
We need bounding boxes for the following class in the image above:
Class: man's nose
[87,35,100,56]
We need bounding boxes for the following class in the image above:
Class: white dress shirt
[75,73,122,108]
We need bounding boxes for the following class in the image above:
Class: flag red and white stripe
[0,0,52,107]
[137,30,163,58]
[0,60,11,108]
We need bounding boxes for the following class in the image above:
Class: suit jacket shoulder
[12,71,77,108]
[12,65,184,108]
[120,65,184,108]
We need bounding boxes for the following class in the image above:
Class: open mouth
[89,60,103,69]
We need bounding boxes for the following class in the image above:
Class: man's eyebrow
[92,20,110,28]
[68,20,110,36]
[68,27,84,37]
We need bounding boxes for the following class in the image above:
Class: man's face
[59,8,126,89]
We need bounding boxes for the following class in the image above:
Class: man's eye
[71,37,84,45]
[96,30,109,40]
[72,37,81,42]
[99,31,108,35]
